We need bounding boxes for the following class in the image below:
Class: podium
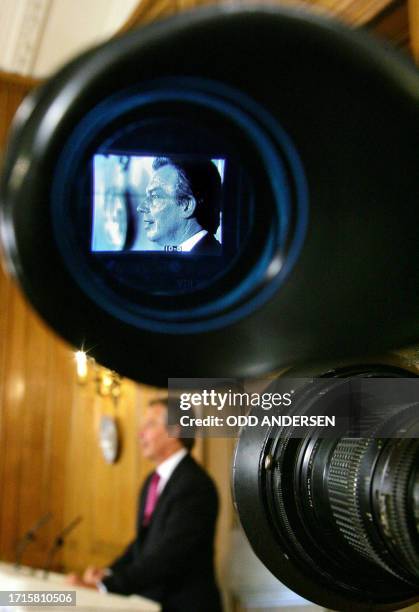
[0,563,160,611]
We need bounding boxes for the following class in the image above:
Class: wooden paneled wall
[0,260,74,569]
[0,78,70,570]
[59,376,153,573]
[118,0,404,30]
[0,249,234,579]
[118,0,415,55]
[409,0,419,60]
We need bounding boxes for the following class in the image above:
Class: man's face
[143,165,184,245]
[138,404,174,463]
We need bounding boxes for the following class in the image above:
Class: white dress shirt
[156,447,188,495]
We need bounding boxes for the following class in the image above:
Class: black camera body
[1,5,418,610]
[1,5,419,384]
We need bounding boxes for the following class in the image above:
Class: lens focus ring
[373,439,419,579]
[328,438,399,578]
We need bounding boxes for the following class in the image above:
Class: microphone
[43,516,82,578]
[15,513,53,569]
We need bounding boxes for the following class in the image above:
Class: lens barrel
[326,435,419,581]
[233,366,419,611]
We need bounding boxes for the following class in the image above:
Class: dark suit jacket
[191,232,221,254]
[103,454,223,612]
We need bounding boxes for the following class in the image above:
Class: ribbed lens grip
[327,438,398,577]
[374,440,419,578]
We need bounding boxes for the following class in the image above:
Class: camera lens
[233,366,419,611]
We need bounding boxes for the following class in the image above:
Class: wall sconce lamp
[94,367,122,403]
[74,350,122,405]
[75,350,89,383]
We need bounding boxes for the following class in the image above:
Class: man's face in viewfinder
[143,165,185,245]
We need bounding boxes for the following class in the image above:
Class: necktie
[143,472,161,526]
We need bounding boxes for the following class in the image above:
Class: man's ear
[180,197,196,219]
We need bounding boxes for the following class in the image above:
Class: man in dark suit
[138,157,222,254]
[190,230,222,255]
[68,398,223,612]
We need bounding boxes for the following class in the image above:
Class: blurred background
[0,1,418,610]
